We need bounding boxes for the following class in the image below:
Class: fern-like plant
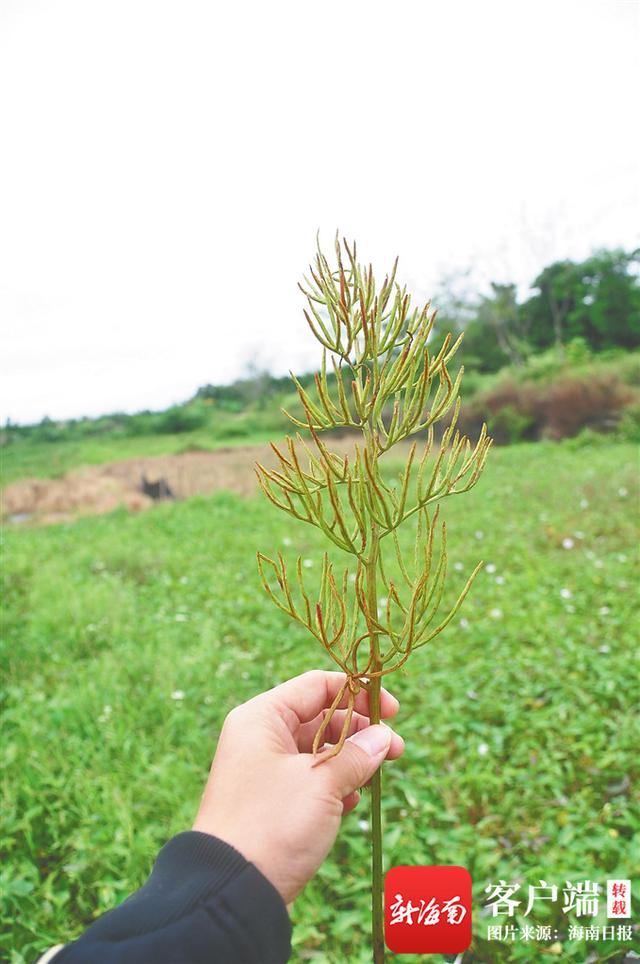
[256,236,491,963]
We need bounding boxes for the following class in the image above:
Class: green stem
[369,692,384,964]
[366,525,385,964]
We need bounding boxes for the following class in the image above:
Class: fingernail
[350,724,392,757]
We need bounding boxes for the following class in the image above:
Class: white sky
[1,0,638,425]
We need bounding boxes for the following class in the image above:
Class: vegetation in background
[459,358,637,445]
[2,248,638,485]
[2,444,638,963]
[431,248,640,372]
[2,244,638,963]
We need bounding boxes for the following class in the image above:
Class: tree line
[431,248,639,372]
[4,247,638,443]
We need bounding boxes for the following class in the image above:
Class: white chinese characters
[390,894,467,926]
[484,879,630,918]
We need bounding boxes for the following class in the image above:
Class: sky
[1,0,638,425]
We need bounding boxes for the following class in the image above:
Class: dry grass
[3,437,398,526]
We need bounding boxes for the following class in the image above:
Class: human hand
[193,670,404,905]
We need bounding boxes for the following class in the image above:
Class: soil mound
[1,439,364,526]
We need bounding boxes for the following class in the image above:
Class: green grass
[0,429,277,488]
[2,443,639,962]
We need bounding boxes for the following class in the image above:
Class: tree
[428,270,508,373]
[475,282,531,368]
[522,249,640,353]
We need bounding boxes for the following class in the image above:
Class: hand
[193,670,404,904]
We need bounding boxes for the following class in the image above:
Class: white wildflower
[485,563,497,574]
[598,606,610,615]
[282,537,292,547]
[618,487,628,498]
[562,537,574,550]
[475,530,484,540]
[560,588,572,599]
[459,617,470,629]
[302,559,314,569]
[580,498,589,509]
[598,645,610,654]
[495,575,505,585]
[489,607,503,619]
[477,742,489,756]
[175,613,188,622]
[358,819,369,832]
[171,690,185,701]
[454,561,464,571]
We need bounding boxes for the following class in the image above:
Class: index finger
[262,669,400,726]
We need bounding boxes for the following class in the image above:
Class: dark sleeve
[51,831,292,964]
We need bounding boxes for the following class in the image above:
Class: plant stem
[369,697,384,964]
[366,524,385,964]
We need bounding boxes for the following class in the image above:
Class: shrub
[564,336,592,365]
[563,427,611,450]
[459,372,635,443]
[540,375,633,439]
[487,405,535,444]
[616,401,640,443]
[155,404,208,434]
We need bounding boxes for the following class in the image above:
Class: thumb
[320,724,392,798]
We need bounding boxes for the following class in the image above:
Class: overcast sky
[1,0,638,424]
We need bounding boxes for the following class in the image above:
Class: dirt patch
[1,439,376,526]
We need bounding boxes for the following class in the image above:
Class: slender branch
[256,236,491,964]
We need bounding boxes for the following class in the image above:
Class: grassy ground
[0,429,275,487]
[2,442,639,962]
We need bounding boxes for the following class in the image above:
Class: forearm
[43,832,291,964]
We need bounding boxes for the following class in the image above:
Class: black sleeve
[52,831,292,964]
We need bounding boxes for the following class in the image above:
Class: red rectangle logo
[385,865,472,954]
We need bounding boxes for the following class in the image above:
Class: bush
[459,372,635,443]
[563,427,611,450]
[615,352,640,386]
[564,336,592,365]
[155,404,208,434]
[521,349,564,382]
[540,375,633,438]
[487,405,535,444]
[616,401,640,443]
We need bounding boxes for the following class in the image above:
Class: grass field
[0,429,274,488]
[2,442,639,962]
